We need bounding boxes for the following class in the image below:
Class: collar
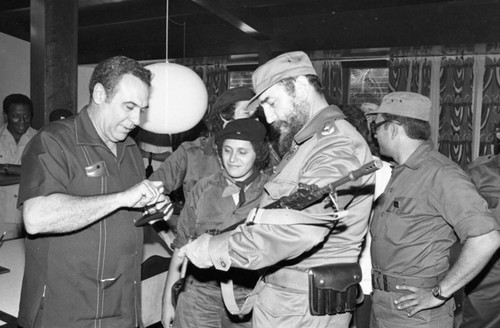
[0,123,37,143]
[220,168,261,199]
[74,107,136,150]
[0,123,9,139]
[400,139,434,170]
[294,105,346,145]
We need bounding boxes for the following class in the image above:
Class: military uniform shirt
[371,140,498,278]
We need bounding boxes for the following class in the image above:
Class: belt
[372,270,442,292]
[263,268,309,291]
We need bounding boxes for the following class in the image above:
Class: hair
[278,74,324,96]
[339,104,379,156]
[205,102,238,134]
[381,113,431,140]
[88,56,152,101]
[216,138,270,171]
[3,94,33,115]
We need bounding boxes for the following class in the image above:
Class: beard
[272,99,310,157]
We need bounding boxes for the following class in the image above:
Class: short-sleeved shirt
[468,154,500,220]
[371,141,498,278]
[0,124,37,228]
[463,153,500,301]
[17,109,145,328]
[149,136,221,199]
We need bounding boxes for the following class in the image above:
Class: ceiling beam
[191,0,271,40]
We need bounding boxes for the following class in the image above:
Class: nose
[229,151,238,163]
[129,108,141,126]
[262,105,277,124]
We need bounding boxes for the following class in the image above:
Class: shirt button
[221,261,226,268]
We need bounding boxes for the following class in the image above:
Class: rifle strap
[220,278,264,316]
[246,208,348,226]
[221,208,348,316]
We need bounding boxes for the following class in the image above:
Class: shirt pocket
[98,275,123,319]
[383,196,419,244]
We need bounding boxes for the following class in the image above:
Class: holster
[308,262,363,315]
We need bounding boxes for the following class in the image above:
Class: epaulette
[316,118,337,138]
[468,154,494,170]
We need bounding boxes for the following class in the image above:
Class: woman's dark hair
[216,139,270,171]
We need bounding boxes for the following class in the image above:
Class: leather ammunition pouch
[308,262,363,315]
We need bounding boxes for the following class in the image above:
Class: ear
[294,75,310,100]
[92,83,106,105]
[390,122,400,139]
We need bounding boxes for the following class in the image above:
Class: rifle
[221,158,382,232]
[264,159,382,210]
[136,159,382,227]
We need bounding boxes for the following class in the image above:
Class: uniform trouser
[173,278,252,328]
[252,281,351,328]
[370,289,454,328]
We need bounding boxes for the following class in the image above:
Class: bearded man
[177,51,375,328]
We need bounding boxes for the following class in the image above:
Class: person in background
[177,51,374,328]
[339,104,392,328]
[163,118,270,328]
[0,93,37,239]
[48,108,73,122]
[149,87,256,227]
[367,91,500,328]
[460,123,500,328]
[16,56,168,328]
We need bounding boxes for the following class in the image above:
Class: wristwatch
[431,285,449,301]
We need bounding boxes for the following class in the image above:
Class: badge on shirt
[321,122,335,136]
[85,161,106,177]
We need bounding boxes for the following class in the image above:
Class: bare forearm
[440,230,500,297]
[23,180,167,234]
[164,249,183,299]
[24,193,125,234]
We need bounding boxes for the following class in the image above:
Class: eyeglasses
[370,120,392,133]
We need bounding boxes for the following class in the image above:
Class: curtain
[191,66,204,80]
[204,64,228,119]
[480,56,500,155]
[389,58,432,96]
[438,57,475,168]
[321,60,342,105]
[388,59,410,92]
